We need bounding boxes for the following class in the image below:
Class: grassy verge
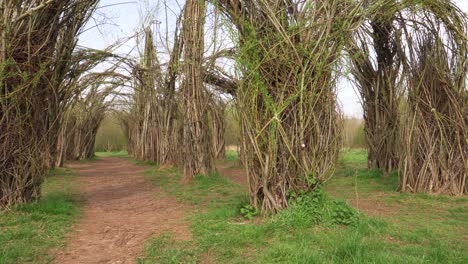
[224,150,241,164]
[0,167,82,264]
[132,150,467,263]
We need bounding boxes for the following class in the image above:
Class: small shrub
[240,204,259,220]
[330,199,359,226]
[273,186,359,228]
[273,187,325,228]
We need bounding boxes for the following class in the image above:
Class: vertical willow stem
[182,0,215,178]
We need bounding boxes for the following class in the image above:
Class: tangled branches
[348,0,467,195]
[400,2,468,195]
[0,0,98,209]
[125,25,185,166]
[348,0,402,172]
[216,0,364,213]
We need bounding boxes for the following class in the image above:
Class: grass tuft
[137,233,198,264]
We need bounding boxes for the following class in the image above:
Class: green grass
[95,151,159,166]
[217,150,242,169]
[95,150,129,158]
[326,149,467,245]
[0,167,82,264]
[137,233,198,264]
[224,150,240,163]
[139,149,468,263]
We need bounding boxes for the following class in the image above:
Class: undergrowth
[270,187,359,228]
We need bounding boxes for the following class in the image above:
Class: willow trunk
[182,0,215,178]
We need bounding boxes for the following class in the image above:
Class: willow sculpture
[209,94,227,159]
[348,0,402,173]
[182,0,215,178]
[400,1,468,195]
[126,25,185,166]
[0,0,98,209]
[216,0,364,213]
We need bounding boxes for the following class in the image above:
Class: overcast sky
[79,0,468,118]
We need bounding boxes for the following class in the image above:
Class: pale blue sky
[79,0,468,118]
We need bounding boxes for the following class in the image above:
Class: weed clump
[239,185,359,227]
[240,204,259,220]
[330,199,359,226]
[271,187,359,228]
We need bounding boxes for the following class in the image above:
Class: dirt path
[216,163,248,187]
[54,157,190,264]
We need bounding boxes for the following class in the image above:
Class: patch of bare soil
[346,193,399,218]
[53,157,190,264]
[216,163,248,187]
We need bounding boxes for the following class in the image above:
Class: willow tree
[126,22,185,165]
[63,90,107,161]
[182,0,215,178]
[127,27,163,162]
[0,0,98,209]
[348,0,402,172]
[160,15,185,165]
[216,0,363,213]
[56,75,121,164]
[400,2,468,195]
[49,48,119,168]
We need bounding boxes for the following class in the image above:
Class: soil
[346,196,398,218]
[216,162,248,187]
[53,157,191,264]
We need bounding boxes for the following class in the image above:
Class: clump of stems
[181,0,216,178]
[216,0,363,213]
[400,2,468,195]
[0,0,98,209]
[348,0,402,173]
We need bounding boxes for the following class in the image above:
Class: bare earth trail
[54,157,191,264]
